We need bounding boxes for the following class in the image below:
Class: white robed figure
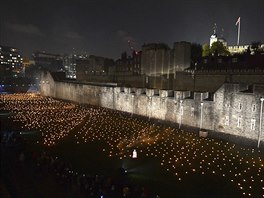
[132,149,137,158]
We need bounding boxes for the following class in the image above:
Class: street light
[179,100,183,129]
[131,95,134,117]
[258,97,264,148]
[200,102,204,130]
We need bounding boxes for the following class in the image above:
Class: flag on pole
[235,17,241,26]
[236,17,241,46]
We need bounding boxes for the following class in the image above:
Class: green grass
[43,137,242,198]
[2,94,262,197]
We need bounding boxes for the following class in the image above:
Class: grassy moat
[1,93,264,197]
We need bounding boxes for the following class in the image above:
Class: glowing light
[132,149,137,158]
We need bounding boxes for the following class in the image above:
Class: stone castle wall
[40,71,264,143]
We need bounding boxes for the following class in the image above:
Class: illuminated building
[141,42,191,77]
[208,24,264,55]
[63,54,89,79]
[209,24,227,47]
[209,32,227,47]
[141,43,170,76]
[0,45,23,77]
[115,51,142,76]
[228,44,264,55]
[76,55,114,81]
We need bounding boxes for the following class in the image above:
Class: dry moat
[1,93,264,197]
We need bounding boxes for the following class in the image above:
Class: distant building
[75,58,90,79]
[209,34,218,47]
[63,54,76,79]
[33,51,63,72]
[76,55,114,81]
[23,58,35,68]
[141,42,191,77]
[63,54,89,79]
[207,24,264,55]
[23,58,37,79]
[114,51,141,76]
[88,55,114,75]
[0,45,23,77]
[141,43,170,76]
[228,44,264,55]
[209,25,227,47]
[172,42,191,72]
[210,34,227,47]
[191,54,264,71]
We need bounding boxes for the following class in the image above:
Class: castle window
[191,107,194,117]
[225,116,229,126]
[238,103,242,110]
[252,104,256,112]
[225,103,230,108]
[251,119,256,131]
[237,117,242,128]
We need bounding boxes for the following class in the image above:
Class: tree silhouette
[251,41,262,54]
[210,41,230,56]
[202,44,211,57]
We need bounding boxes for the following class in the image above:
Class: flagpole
[237,18,240,46]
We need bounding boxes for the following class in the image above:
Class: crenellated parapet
[39,71,264,144]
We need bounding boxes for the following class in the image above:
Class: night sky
[1,0,264,59]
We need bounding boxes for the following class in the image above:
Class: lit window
[251,119,256,131]
[225,116,229,126]
[252,104,256,112]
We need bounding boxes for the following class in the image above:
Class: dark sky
[1,0,264,59]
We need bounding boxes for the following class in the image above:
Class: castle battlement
[40,71,264,145]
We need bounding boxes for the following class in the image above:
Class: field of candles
[1,93,264,197]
